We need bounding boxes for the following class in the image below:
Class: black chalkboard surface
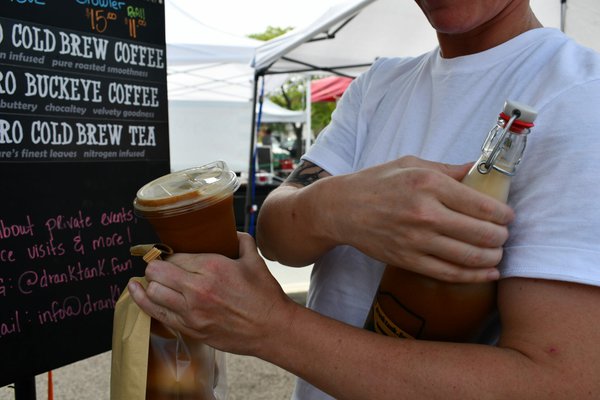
[0,0,169,386]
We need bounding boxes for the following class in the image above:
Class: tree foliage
[268,76,336,133]
[248,26,293,41]
[249,27,340,158]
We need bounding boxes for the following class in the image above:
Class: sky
[165,0,562,46]
[167,0,346,40]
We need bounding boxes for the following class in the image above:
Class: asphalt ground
[0,351,297,400]
[0,291,307,400]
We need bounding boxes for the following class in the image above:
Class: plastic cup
[133,161,240,400]
[133,161,240,258]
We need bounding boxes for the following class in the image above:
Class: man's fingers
[145,278,187,311]
[441,180,515,226]
[395,156,472,181]
[128,278,191,330]
[237,231,259,258]
[433,206,511,249]
[425,234,504,269]
[146,259,193,287]
[128,279,172,320]
[395,156,515,225]
[410,255,500,283]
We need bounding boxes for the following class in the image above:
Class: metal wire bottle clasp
[477,110,521,176]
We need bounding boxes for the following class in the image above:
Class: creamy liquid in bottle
[365,100,537,341]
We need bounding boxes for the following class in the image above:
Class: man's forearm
[254,278,600,400]
[256,181,339,266]
[258,304,528,400]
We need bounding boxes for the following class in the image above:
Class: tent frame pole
[304,74,312,151]
[560,0,567,31]
[244,73,261,234]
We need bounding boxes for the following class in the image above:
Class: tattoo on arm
[286,161,327,187]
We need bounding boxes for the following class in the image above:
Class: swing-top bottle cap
[503,100,538,124]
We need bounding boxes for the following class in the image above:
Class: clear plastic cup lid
[133,161,240,218]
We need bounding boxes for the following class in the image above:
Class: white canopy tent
[165,0,260,102]
[163,0,600,229]
[241,0,598,230]
[561,0,600,51]
[248,0,564,159]
[253,0,435,76]
[168,97,304,173]
[252,0,565,76]
[165,1,304,173]
[167,61,255,102]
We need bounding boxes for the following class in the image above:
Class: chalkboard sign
[0,0,169,386]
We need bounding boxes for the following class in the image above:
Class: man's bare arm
[283,160,330,188]
[257,156,514,282]
[130,237,600,399]
[256,160,335,266]
[255,277,600,399]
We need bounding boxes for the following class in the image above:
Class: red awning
[310,76,353,102]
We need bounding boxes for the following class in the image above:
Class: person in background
[260,127,273,146]
[129,1,600,398]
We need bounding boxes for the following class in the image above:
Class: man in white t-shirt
[129,1,600,398]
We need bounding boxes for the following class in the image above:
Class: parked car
[280,136,299,158]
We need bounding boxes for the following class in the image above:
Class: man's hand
[128,233,297,355]
[257,156,514,283]
[332,156,515,282]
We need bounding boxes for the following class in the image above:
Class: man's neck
[437,5,543,58]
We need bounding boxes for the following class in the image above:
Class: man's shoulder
[365,53,433,79]
[353,52,434,95]
[532,29,600,81]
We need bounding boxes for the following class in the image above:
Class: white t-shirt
[293,28,600,400]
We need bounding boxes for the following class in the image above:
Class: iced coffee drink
[133,161,240,257]
[133,161,240,400]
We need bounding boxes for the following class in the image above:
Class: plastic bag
[110,245,227,400]
[146,318,227,399]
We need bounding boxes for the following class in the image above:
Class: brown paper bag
[110,277,151,400]
[110,245,228,400]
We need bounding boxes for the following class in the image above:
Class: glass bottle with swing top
[364,100,537,341]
